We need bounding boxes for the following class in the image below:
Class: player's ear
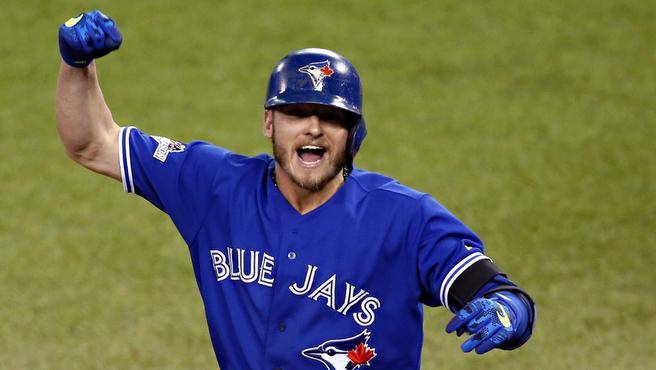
[263,110,273,138]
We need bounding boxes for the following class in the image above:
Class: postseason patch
[152,136,185,162]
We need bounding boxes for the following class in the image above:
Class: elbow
[64,141,103,168]
[56,120,120,169]
[59,125,121,179]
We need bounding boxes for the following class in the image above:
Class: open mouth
[296,145,326,167]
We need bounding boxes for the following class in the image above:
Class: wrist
[60,56,91,68]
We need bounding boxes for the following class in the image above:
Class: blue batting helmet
[264,48,367,165]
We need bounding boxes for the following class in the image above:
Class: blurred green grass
[1,0,654,368]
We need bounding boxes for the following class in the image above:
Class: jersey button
[278,323,286,332]
[287,251,296,260]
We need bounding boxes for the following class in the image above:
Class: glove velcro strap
[448,259,505,311]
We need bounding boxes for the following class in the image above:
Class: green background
[1,0,654,368]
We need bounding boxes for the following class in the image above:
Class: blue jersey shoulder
[185,140,272,171]
[186,141,273,188]
[349,168,426,200]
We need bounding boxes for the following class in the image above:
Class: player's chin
[292,160,327,181]
[293,174,332,192]
[291,156,339,189]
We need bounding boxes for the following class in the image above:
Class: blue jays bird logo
[302,330,377,370]
[298,60,335,91]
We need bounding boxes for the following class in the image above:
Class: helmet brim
[265,90,361,116]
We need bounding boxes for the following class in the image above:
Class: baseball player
[56,11,536,370]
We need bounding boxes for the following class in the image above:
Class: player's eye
[317,111,343,124]
[277,105,311,118]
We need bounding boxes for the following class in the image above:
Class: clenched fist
[58,10,122,67]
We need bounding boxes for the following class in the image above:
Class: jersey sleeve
[118,126,229,243]
[415,194,496,311]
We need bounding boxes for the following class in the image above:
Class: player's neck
[274,165,345,215]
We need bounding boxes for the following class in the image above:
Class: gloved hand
[445,292,526,354]
[58,10,122,68]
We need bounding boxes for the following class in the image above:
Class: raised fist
[58,10,122,68]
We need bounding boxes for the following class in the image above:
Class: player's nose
[304,115,323,137]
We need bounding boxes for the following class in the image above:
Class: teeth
[301,145,323,150]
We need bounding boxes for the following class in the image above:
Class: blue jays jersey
[118,126,511,370]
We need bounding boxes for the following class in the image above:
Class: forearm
[55,60,120,179]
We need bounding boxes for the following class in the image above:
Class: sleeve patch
[152,136,186,162]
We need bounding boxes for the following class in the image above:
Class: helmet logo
[298,60,334,91]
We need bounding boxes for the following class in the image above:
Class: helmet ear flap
[345,118,367,174]
[351,118,367,156]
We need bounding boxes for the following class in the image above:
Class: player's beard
[271,126,347,193]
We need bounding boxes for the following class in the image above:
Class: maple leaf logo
[320,65,334,76]
[347,342,376,366]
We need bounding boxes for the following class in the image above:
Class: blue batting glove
[58,10,122,68]
[445,292,524,354]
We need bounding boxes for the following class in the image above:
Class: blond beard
[271,126,347,193]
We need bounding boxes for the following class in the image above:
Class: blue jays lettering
[210,247,381,327]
